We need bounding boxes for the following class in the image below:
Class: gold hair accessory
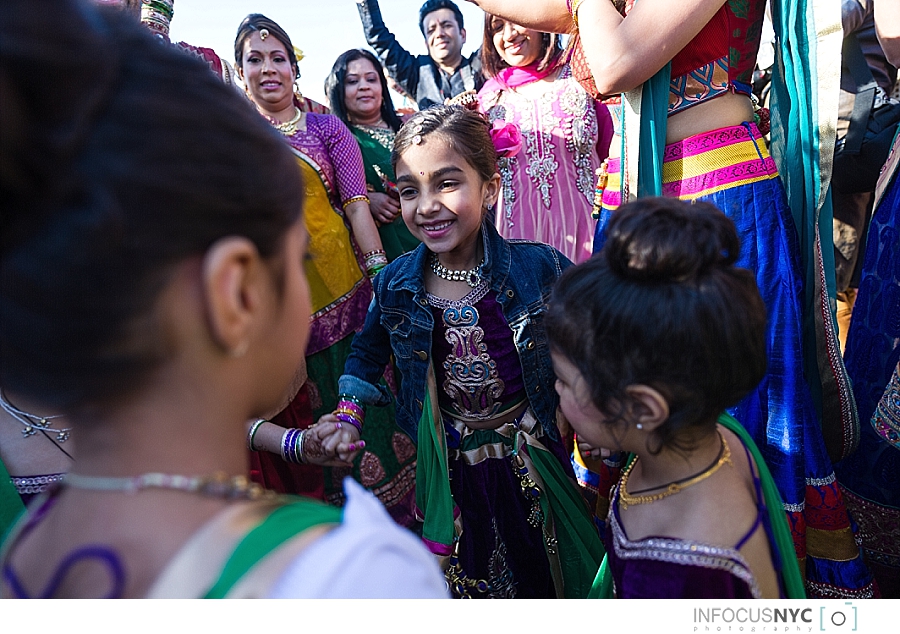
[446,90,478,111]
[618,431,732,510]
[0,389,71,443]
[259,28,269,41]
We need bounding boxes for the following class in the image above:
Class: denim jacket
[356,0,484,110]
[339,221,572,442]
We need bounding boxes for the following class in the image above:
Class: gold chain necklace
[268,106,303,136]
[618,431,732,510]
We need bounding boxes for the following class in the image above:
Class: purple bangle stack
[280,428,306,464]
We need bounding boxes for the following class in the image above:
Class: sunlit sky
[168,0,487,106]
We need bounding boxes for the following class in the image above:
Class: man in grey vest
[356,0,484,110]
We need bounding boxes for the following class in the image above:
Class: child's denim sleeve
[339,293,393,408]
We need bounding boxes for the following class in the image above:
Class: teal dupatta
[767,0,858,460]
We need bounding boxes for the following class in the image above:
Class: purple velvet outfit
[428,283,572,598]
[605,442,778,598]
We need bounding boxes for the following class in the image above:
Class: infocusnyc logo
[692,603,858,632]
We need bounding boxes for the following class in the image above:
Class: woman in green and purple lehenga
[326,48,420,262]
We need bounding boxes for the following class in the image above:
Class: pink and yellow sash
[601,123,778,211]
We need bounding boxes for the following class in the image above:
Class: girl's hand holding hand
[303,415,364,466]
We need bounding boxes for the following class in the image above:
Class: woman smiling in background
[235,16,418,529]
[477,14,612,263]
[326,49,420,262]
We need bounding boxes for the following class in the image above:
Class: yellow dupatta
[291,148,366,351]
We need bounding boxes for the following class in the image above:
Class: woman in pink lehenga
[477,15,613,263]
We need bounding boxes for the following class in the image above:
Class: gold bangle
[342,195,369,210]
[570,0,586,30]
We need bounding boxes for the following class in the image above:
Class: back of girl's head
[234,13,298,79]
[1,0,303,414]
[324,48,403,132]
[547,198,767,452]
[391,105,497,182]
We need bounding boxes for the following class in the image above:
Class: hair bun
[603,198,740,283]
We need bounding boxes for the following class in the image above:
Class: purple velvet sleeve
[314,113,369,204]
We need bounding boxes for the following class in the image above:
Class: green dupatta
[415,367,605,598]
[587,412,807,599]
[204,499,342,598]
[0,458,25,541]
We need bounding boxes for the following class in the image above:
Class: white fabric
[267,478,449,598]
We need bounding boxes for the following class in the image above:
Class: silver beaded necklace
[429,252,484,288]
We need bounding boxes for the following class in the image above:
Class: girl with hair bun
[315,105,604,598]
[547,197,805,598]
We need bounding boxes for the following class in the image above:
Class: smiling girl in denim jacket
[315,105,603,598]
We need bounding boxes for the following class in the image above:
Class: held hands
[309,414,365,466]
[247,418,363,467]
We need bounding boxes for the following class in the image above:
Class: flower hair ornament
[410,121,425,145]
[489,119,522,158]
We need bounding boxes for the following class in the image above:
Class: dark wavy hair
[481,14,562,78]
[324,49,403,132]
[418,0,464,35]
[234,13,299,80]
[392,105,497,183]
[546,198,767,454]
[1,2,304,413]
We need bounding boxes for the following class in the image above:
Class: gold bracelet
[342,195,369,210]
[570,0,586,30]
